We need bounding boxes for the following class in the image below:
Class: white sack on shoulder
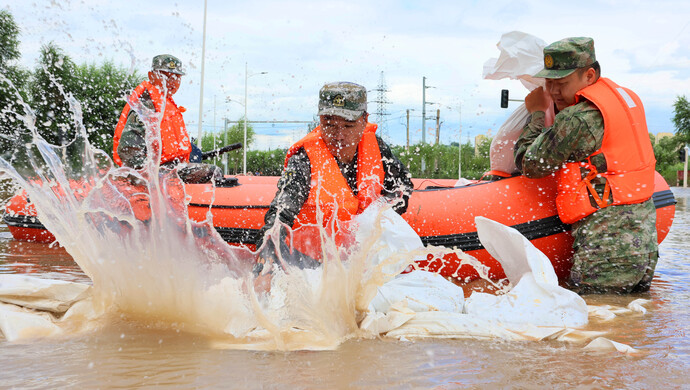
[483,31,547,175]
[482,31,547,90]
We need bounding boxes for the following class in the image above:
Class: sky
[3,0,690,151]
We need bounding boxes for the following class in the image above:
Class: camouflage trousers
[567,199,659,294]
[569,251,658,294]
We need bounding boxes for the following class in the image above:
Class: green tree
[673,95,690,144]
[652,134,684,186]
[247,148,287,176]
[201,118,255,173]
[391,138,491,180]
[72,61,141,151]
[0,10,31,156]
[29,42,77,146]
[0,10,20,69]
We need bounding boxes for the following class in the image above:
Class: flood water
[0,188,688,389]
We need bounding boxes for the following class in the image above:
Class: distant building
[475,134,489,156]
[655,132,673,144]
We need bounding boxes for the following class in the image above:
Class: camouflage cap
[151,54,186,75]
[318,82,367,121]
[534,37,596,79]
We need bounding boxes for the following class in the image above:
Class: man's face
[545,70,592,111]
[149,71,182,95]
[319,114,367,163]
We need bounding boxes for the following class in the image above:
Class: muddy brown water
[1,189,688,389]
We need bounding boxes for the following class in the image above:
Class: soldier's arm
[255,149,311,248]
[117,111,148,169]
[377,136,413,215]
[515,104,602,178]
[117,92,156,169]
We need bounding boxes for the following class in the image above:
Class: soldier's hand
[253,271,273,294]
[525,87,552,114]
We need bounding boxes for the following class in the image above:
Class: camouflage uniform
[254,82,413,272]
[514,38,658,294]
[117,54,221,184]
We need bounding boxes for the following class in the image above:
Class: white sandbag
[351,200,427,311]
[628,298,651,314]
[353,200,425,276]
[0,274,91,313]
[483,31,548,175]
[584,337,639,354]
[483,31,547,92]
[359,302,416,335]
[388,311,586,341]
[385,311,519,340]
[367,271,464,314]
[0,302,62,342]
[465,217,588,328]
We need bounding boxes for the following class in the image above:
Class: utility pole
[683,145,690,188]
[213,95,216,165]
[422,77,427,144]
[406,109,411,150]
[223,118,228,174]
[197,0,208,151]
[435,109,440,145]
[421,77,435,173]
[243,62,248,175]
[458,103,462,179]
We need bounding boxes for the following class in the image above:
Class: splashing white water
[0,75,486,350]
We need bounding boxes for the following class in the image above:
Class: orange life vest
[556,78,656,224]
[285,123,385,260]
[112,81,191,167]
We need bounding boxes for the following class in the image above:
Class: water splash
[0,74,490,350]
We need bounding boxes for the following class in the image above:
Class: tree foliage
[72,62,141,151]
[201,118,256,174]
[392,138,491,179]
[0,10,20,69]
[29,42,78,146]
[673,95,690,144]
[0,10,30,155]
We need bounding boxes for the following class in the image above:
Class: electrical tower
[372,71,391,141]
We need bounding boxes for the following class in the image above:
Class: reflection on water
[0,227,88,283]
[0,188,688,387]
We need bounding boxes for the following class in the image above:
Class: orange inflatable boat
[3,172,676,282]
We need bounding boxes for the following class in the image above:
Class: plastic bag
[489,104,530,175]
[483,31,547,90]
[483,31,553,175]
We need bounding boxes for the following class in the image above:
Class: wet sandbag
[368,271,464,314]
[465,217,588,328]
[0,274,91,313]
[0,302,63,341]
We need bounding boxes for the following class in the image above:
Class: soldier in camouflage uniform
[252,82,413,281]
[116,54,222,184]
[514,37,658,294]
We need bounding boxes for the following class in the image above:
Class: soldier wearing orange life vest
[515,37,658,294]
[113,54,221,184]
[253,82,413,279]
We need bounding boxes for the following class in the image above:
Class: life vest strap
[575,161,611,210]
